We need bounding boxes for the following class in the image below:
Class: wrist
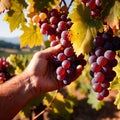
[19,71,38,97]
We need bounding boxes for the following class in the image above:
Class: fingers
[70,65,83,83]
[76,65,83,78]
[40,44,63,59]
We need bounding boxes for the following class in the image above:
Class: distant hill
[0,40,20,50]
[0,37,20,44]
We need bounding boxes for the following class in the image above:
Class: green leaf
[105,1,120,29]
[20,23,44,48]
[22,94,45,117]
[3,0,26,31]
[109,54,120,109]
[33,0,59,11]
[87,89,104,111]
[43,92,78,120]
[69,0,103,56]
[7,54,30,74]
[101,0,115,18]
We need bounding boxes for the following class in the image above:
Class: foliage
[20,23,44,48]
[7,54,31,74]
[0,0,120,119]
[69,0,103,55]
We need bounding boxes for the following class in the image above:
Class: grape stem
[33,90,58,120]
[61,0,67,7]
[68,0,74,10]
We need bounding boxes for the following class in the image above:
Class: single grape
[50,16,58,25]
[48,34,56,41]
[96,56,107,66]
[57,74,65,81]
[61,30,69,41]
[86,0,96,10]
[40,27,47,34]
[80,0,87,3]
[57,21,67,31]
[56,66,65,76]
[32,14,40,23]
[60,38,71,48]
[92,83,102,92]
[64,47,74,57]
[95,47,105,56]
[41,23,49,31]
[93,36,104,47]
[94,72,105,82]
[96,93,104,100]
[62,60,71,69]
[0,58,3,69]
[50,41,59,47]
[104,50,116,60]
[100,89,109,97]
[27,5,34,13]
[57,53,66,61]
[101,81,110,89]
[95,0,101,6]
[50,9,58,17]
[88,55,97,64]
[39,12,47,21]
[90,62,101,72]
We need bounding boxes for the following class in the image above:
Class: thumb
[39,44,63,59]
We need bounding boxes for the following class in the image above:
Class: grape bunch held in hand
[0,58,9,84]
[89,28,120,100]
[32,8,86,85]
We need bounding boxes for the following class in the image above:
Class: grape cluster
[0,58,9,84]
[38,8,86,85]
[89,28,120,100]
[80,0,102,19]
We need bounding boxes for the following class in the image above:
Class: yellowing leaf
[68,1,103,56]
[0,0,11,13]
[4,0,26,31]
[110,56,120,90]
[69,22,93,56]
[20,23,44,48]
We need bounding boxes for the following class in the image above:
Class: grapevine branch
[33,90,58,120]
[61,0,67,7]
[68,0,74,10]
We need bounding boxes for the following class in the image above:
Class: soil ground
[43,90,120,120]
[13,90,120,120]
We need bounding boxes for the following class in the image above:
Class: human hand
[24,44,82,95]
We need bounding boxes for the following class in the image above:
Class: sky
[0,0,72,39]
[0,13,21,38]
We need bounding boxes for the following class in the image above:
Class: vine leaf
[69,23,93,56]
[0,0,11,13]
[20,23,44,48]
[69,0,103,56]
[110,56,120,109]
[43,92,77,120]
[3,0,26,32]
[33,0,59,11]
[87,89,104,111]
[105,1,120,29]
